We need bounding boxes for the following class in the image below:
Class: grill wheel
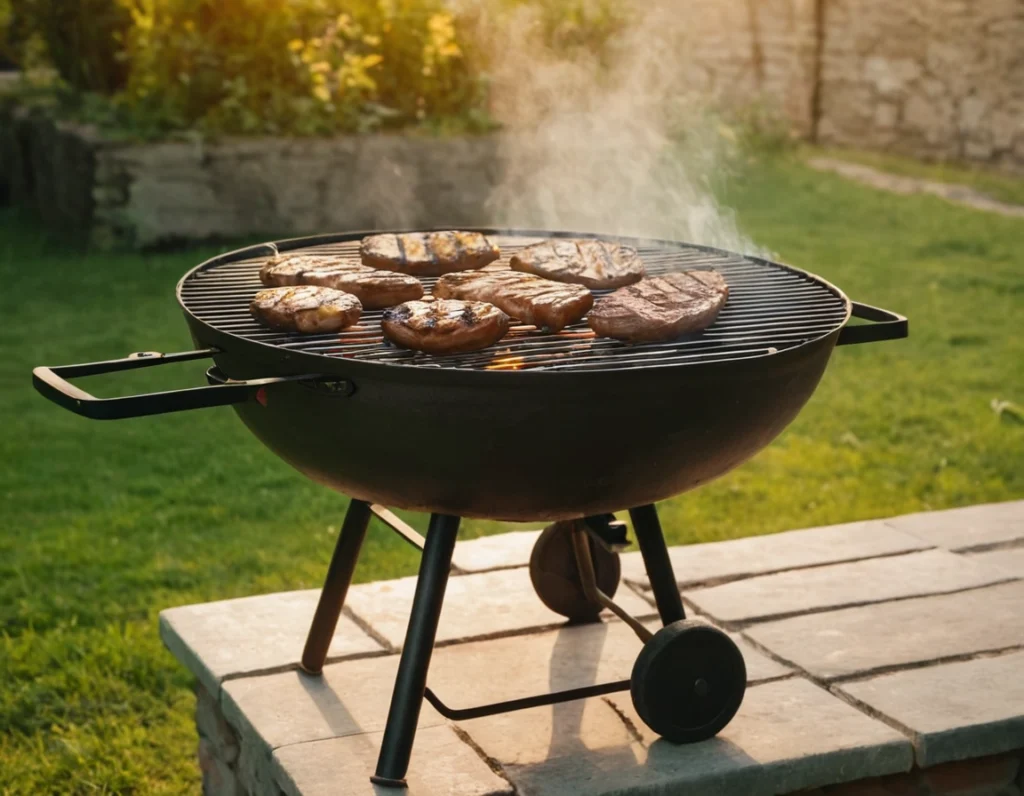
[630,620,747,743]
[529,520,621,620]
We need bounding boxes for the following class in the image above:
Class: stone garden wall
[676,0,1024,170]
[0,104,501,248]
[816,0,1024,170]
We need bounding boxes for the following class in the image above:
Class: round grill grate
[178,232,849,373]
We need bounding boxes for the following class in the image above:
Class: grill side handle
[32,349,313,420]
[836,302,908,346]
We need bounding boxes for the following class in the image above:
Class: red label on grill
[256,387,268,407]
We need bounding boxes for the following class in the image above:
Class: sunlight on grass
[810,144,1024,207]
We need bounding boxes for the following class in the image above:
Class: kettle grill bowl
[200,333,835,521]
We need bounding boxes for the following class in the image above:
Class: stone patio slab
[273,726,512,796]
[966,546,1024,578]
[222,653,443,752]
[460,677,911,796]
[165,503,1024,795]
[886,500,1024,552]
[836,650,1024,767]
[452,530,541,573]
[619,520,929,589]
[428,621,644,706]
[222,616,789,775]
[160,590,384,697]
[344,566,656,649]
[744,580,1024,680]
[686,549,1011,624]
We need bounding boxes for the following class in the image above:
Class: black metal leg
[372,513,461,787]
[629,504,686,625]
[300,499,372,675]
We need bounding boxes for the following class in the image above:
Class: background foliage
[8,0,131,92]
[116,0,489,136]
[0,0,626,138]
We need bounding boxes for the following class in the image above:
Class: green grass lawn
[2,154,1022,793]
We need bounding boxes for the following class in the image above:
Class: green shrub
[5,0,634,138]
[9,0,131,92]
[114,0,490,137]
[0,0,26,67]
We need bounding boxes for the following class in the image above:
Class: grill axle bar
[423,679,630,721]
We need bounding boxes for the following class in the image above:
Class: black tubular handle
[836,302,908,346]
[32,348,313,420]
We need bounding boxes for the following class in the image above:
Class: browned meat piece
[381,299,510,355]
[260,254,423,309]
[360,231,500,277]
[250,285,362,334]
[510,239,645,289]
[587,270,729,343]
[433,270,593,332]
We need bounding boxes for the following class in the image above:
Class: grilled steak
[259,255,423,310]
[432,270,593,332]
[360,231,500,277]
[381,299,510,355]
[250,285,362,334]
[510,239,645,289]
[587,270,729,343]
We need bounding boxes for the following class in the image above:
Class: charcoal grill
[33,229,907,787]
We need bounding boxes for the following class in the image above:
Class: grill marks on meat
[432,270,594,333]
[259,254,423,310]
[510,239,645,289]
[361,231,500,277]
[381,299,510,355]
[250,285,362,334]
[587,270,729,343]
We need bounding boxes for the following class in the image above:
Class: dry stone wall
[670,0,820,137]
[0,106,501,248]
[817,0,1024,170]
[668,0,1023,170]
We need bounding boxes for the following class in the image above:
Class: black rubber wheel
[529,520,620,621]
[630,620,746,743]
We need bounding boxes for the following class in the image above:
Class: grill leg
[300,499,372,675]
[372,513,460,788]
[629,504,686,625]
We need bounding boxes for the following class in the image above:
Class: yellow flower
[313,85,331,102]
[288,39,305,53]
[428,13,456,38]
[363,54,383,69]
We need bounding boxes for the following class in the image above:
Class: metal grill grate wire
[178,235,849,372]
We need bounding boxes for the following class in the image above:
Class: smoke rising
[466,1,762,254]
